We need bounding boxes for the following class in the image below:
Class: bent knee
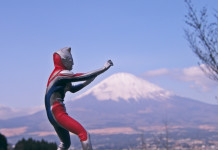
[79,130,88,141]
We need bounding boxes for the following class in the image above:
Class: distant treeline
[0,133,57,150]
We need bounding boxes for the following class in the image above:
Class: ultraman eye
[64,57,70,62]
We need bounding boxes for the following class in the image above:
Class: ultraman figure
[45,47,113,150]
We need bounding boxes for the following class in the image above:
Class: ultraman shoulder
[60,70,74,75]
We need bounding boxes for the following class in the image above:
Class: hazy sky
[0,0,218,110]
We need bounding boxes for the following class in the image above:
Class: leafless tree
[139,131,147,150]
[153,118,170,150]
[184,0,218,81]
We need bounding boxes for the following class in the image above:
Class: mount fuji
[65,72,218,129]
[74,72,172,102]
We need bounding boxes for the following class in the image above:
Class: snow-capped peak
[74,72,173,102]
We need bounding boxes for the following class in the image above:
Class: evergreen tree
[14,138,57,150]
[0,133,8,150]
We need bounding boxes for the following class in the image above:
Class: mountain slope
[67,72,218,128]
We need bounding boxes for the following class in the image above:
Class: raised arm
[59,60,113,82]
[70,77,95,93]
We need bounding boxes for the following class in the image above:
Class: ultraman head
[55,47,74,70]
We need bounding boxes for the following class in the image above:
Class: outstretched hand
[104,60,114,68]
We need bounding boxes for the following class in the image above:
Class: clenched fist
[104,60,114,68]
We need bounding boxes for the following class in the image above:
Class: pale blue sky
[0,0,218,109]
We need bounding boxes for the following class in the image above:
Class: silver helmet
[55,47,74,70]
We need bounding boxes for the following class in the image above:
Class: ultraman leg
[54,125,71,150]
[52,101,88,141]
[81,132,93,150]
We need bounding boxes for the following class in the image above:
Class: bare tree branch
[184,0,218,81]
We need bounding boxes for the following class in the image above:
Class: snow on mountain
[74,72,173,102]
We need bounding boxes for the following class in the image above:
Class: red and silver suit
[45,47,113,150]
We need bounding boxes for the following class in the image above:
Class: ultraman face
[62,55,74,70]
[56,47,74,70]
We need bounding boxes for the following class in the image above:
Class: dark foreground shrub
[0,133,7,150]
[14,138,57,150]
